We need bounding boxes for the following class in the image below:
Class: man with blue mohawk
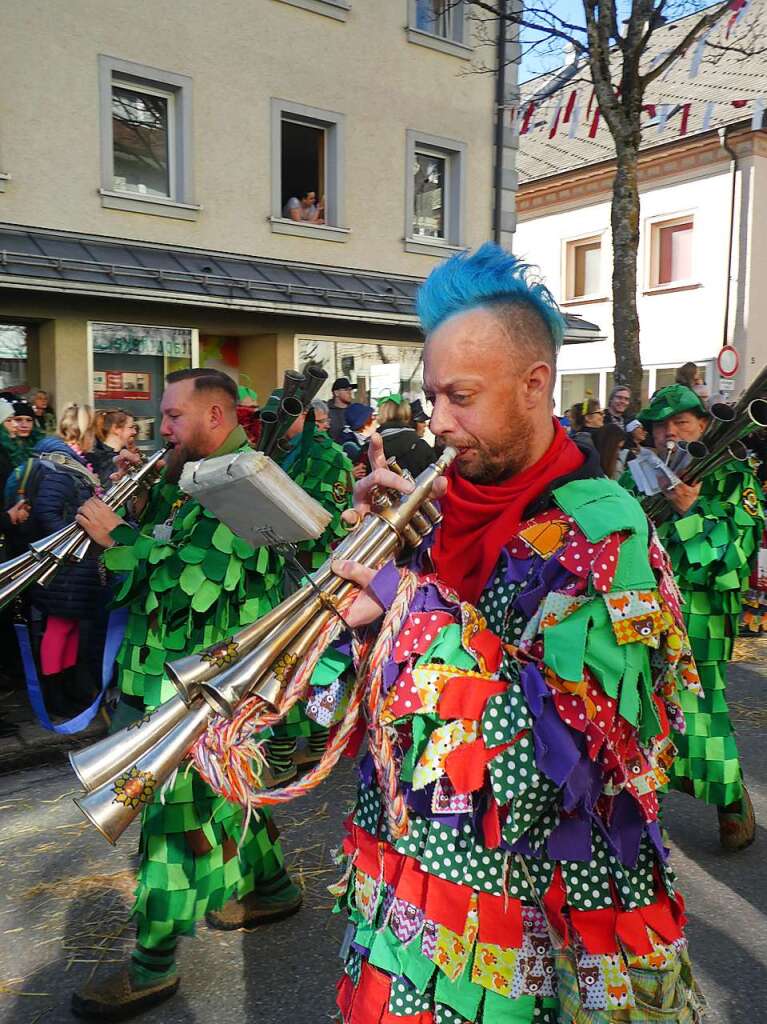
[316,243,705,1023]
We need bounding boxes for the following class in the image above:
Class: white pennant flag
[701,100,716,132]
[656,104,672,134]
[689,27,714,78]
[568,97,582,138]
[751,97,766,129]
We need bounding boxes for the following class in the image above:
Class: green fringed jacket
[0,427,44,469]
[104,426,284,710]
[282,424,354,570]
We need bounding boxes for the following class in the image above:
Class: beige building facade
[0,0,500,432]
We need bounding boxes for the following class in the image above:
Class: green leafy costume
[104,426,288,956]
[655,458,764,805]
[269,422,354,747]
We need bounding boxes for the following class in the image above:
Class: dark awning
[0,224,605,341]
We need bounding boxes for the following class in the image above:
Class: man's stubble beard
[164,438,207,483]
[448,415,536,485]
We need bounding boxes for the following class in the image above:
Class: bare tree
[445,0,762,400]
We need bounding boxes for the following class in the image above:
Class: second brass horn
[70,449,455,845]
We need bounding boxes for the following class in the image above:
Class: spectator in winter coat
[26,436,110,716]
[604,385,631,429]
[571,398,604,448]
[376,394,434,477]
[90,409,137,488]
[340,403,374,478]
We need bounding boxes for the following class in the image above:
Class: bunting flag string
[504,94,767,142]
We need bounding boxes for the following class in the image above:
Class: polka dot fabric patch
[388,976,432,1016]
[481,688,532,748]
[394,612,456,663]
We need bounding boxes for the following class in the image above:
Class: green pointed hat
[638,384,707,426]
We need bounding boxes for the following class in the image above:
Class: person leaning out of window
[31,389,57,435]
[283,189,325,224]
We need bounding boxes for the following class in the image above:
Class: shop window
[653,364,708,395]
[270,100,347,241]
[90,322,197,448]
[559,373,600,418]
[0,323,31,393]
[565,236,602,299]
[98,56,197,219]
[649,217,693,287]
[295,336,425,405]
[406,131,466,256]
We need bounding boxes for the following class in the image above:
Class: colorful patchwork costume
[73,425,295,1015]
[298,431,704,1024]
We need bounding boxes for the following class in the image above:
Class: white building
[513,6,767,413]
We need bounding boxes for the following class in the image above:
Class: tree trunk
[610,142,643,407]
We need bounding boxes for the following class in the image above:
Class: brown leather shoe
[718,786,756,852]
[71,966,179,1020]
[206,885,303,931]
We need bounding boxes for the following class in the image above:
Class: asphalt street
[0,653,765,1024]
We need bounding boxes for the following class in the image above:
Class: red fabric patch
[343,717,367,759]
[349,960,388,1022]
[424,874,473,934]
[383,669,423,720]
[591,533,627,593]
[478,892,523,947]
[466,629,503,673]
[393,612,454,663]
[639,890,683,944]
[557,529,597,578]
[553,693,588,732]
[482,797,502,849]
[438,676,507,721]
[570,907,619,954]
[354,828,381,878]
[444,737,513,795]
[542,867,570,946]
[395,856,428,906]
[616,909,655,955]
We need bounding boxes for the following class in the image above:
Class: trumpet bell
[70,693,195,792]
[73,701,213,845]
[747,397,767,428]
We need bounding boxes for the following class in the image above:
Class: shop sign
[94,369,152,401]
[91,322,192,358]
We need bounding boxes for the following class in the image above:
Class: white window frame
[273,0,350,20]
[407,0,472,59]
[562,232,606,303]
[98,55,199,221]
[644,212,697,292]
[270,98,349,243]
[405,130,466,257]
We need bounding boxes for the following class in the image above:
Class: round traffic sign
[717,345,739,377]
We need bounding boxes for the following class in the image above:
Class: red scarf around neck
[431,419,585,604]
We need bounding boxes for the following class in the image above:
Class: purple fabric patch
[358,752,375,787]
[533,700,582,788]
[402,782,464,829]
[520,663,549,717]
[547,810,593,861]
[606,790,645,868]
[563,753,602,814]
[647,819,669,863]
[382,660,400,695]
[389,898,425,944]
[368,560,400,612]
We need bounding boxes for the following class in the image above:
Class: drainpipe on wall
[492,0,508,244]
[718,126,738,351]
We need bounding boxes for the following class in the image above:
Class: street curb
[0,720,108,776]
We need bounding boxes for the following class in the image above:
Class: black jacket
[89,438,119,488]
[379,425,434,478]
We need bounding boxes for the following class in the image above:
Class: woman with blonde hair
[57,402,96,457]
[376,393,433,477]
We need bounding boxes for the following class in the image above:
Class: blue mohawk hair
[415,242,565,350]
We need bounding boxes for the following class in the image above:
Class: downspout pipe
[718,126,738,349]
[493,0,508,244]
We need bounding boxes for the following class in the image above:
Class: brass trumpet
[0,447,169,609]
[70,448,456,845]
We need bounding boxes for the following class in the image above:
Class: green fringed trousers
[667,615,743,807]
[113,700,286,952]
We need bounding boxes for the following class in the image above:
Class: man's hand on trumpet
[661,479,701,515]
[76,497,124,549]
[333,431,448,629]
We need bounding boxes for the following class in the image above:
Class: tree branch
[640,0,732,86]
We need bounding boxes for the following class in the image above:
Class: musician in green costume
[629,384,764,851]
[265,403,355,783]
[71,369,302,1021]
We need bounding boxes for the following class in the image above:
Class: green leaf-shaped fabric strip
[191,578,222,613]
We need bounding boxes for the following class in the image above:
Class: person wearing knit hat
[0,398,43,469]
[628,383,764,851]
